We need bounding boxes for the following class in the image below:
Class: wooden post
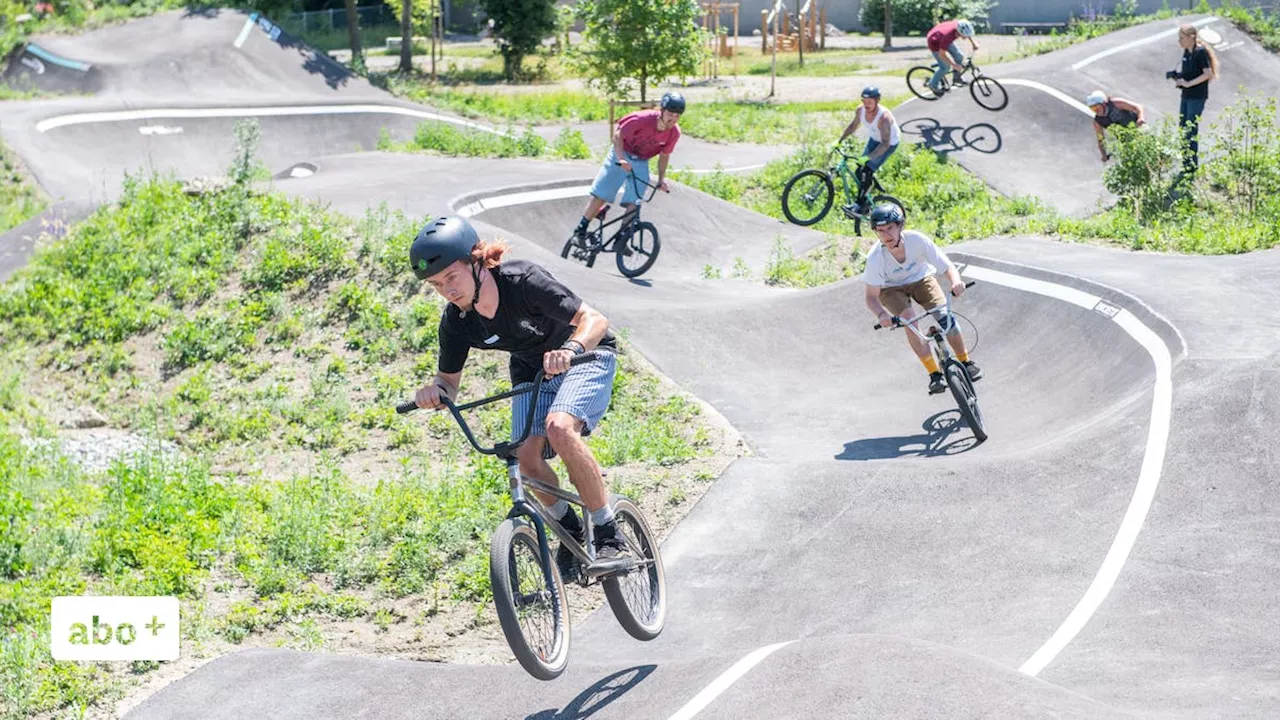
[733,5,739,76]
[820,7,826,49]
[761,10,768,54]
[770,4,778,96]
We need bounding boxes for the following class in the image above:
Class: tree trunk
[399,0,412,72]
[344,0,363,67]
[883,2,893,49]
[796,0,803,66]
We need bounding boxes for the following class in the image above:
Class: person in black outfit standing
[1170,23,1219,174]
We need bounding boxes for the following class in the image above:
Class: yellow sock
[920,356,939,374]
[956,352,969,363]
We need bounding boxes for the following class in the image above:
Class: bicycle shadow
[525,665,657,719]
[900,118,1004,157]
[835,410,981,460]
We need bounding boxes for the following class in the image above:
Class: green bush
[859,0,996,35]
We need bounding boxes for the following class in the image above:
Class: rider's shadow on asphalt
[525,665,657,719]
[835,410,980,460]
[900,118,1004,158]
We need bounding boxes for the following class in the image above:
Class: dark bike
[874,280,986,441]
[396,352,667,680]
[906,58,1009,112]
[562,167,664,279]
[780,145,905,236]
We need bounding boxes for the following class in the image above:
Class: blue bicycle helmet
[660,91,686,114]
[861,86,881,100]
[869,202,905,228]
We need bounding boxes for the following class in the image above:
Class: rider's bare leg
[945,327,971,361]
[516,437,566,509]
[544,412,607,512]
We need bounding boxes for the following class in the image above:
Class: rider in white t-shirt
[862,202,982,395]
[838,86,901,214]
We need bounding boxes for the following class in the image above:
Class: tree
[477,0,558,82]
[570,0,707,102]
[399,0,413,72]
[883,2,893,49]
[343,0,363,70]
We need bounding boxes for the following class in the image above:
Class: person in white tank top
[837,86,901,212]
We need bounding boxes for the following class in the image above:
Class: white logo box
[50,596,179,661]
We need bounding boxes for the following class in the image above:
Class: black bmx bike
[874,280,987,441]
[396,351,667,680]
[906,58,1009,112]
[562,167,664,279]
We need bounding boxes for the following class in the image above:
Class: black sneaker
[963,360,983,381]
[928,371,946,395]
[952,73,967,86]
[572,220,589,243]
[554,508,584,582]
[588,520,636,575]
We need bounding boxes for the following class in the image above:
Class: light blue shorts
[589,148,651,206]
[511,351,617,443]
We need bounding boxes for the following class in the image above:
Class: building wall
[717,0,1274,35]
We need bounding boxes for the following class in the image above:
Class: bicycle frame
[585,169,662,252]
[395,351,632,577]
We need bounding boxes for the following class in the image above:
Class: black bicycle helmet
[660,91,686,114]
[861,85,882,100]
[869,202,905,228]
[409,215,479,280]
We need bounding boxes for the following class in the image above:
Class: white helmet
[956,19,975,37]
[1085,90,1107,106]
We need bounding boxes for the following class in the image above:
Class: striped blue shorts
[511,351,617,448]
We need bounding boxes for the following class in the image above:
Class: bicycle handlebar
[396,351,606,455]
[614,161,666,201]
[872,281,976,331]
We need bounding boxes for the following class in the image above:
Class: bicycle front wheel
[944,360,987,442]
[601,496,667,641]
[854,194,906,237]
[906,66,944,101]
[616,221,661,278]
[781,169,835,226]
[969,74,1009,112]
[490,518,570,680]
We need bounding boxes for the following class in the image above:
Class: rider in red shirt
[925,19,979,94]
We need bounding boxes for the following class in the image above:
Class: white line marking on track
[456,185,591,218]
[233,17,254,48]
[998,78,1094,116]
[35,104,508,135]
[666,642,794,720]
[1071,16,1218,70]
[961,262,1175,677]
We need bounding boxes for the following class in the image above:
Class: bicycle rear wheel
[854,194,906,237]
[781,169,834,226]
[969,74,1009,112]
[601,496,667,641]
[616,221,661,278]
[490,518,571,680]
[906,66,945,101]
[944,360,987,442]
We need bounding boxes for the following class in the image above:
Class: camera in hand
[1165,70,1181,80]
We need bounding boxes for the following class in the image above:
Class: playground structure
[761,0,825,54]
[701,2,740,79]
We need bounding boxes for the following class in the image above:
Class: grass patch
[1,137,47,235]
[743,50,876,77]
[0,119,726,717]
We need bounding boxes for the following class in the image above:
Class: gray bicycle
[396,351,667,680]
[874,281,986,441]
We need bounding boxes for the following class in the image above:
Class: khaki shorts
[879,276,946,317]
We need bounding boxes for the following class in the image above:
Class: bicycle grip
[873,323,884,330]
[396,400,418,414]
[568,350,604,367]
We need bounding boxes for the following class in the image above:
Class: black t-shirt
[437,260,617,384]
[1095,101,1138,129]
[1180,47,1211,100]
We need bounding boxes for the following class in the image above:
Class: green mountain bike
[780,145,904,236]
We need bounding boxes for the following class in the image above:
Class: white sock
[589,505,615,527]
[549,499,571,519]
